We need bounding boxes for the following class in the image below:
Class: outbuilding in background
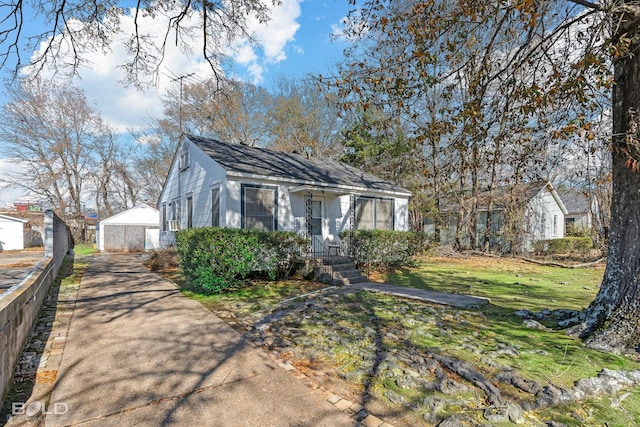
[97,204,160,252]
[0,214,29,250]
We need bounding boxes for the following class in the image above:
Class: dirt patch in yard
[0,262,38,269]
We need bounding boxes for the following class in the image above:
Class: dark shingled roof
[556,188,590,214]
[187,134,411,195]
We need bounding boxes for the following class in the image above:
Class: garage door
[103,225,146,252]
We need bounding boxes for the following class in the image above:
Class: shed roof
[439,182,567,214]
[186,134,411,196]
[0,214,28,223]
[100,203,159,225]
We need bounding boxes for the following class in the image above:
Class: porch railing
[303,235,351,261]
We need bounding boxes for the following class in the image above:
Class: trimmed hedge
[534,236,593,255]
[341,230,429,271]
[175,227,306,294]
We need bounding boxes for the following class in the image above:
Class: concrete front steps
[313,256,367,286]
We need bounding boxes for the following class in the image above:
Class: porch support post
[305,190,313,254]
[349,193,356,257]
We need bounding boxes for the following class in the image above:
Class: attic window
[178,146,190,171]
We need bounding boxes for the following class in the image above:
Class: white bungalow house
[426,182,568,252]
[158,135,412,254]
[0,214,28,250]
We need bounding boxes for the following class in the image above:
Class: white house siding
[0,215,27,251]
[158,137,412,249]
[525,189,565,241]
[521,188,566,252]
[328,195,348,235]
[289,192,312,235]
[394,197,410,231]
[158,139,227,247]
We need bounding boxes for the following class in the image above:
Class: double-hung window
[355,197,394,230]
[242,185,277,231]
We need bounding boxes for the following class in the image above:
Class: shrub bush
[175,227,306,294]
[341,230,430,271]
[534,236,593,255]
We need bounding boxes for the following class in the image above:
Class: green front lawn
[384,256,604,312]
[179,254,640,426]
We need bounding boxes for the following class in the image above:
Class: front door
[311,199,324,240]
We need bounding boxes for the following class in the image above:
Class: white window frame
[242,184,278,231]
[355,197,395,230]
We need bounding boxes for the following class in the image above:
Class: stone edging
[266,350,395,427]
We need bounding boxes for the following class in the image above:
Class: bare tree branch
[0,0,275,87]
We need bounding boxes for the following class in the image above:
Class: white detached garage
[97,204,160,252]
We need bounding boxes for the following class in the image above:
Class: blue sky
[231,0,353,87]
[0,0,356,206]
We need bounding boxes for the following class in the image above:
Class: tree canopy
[328,0,640,353]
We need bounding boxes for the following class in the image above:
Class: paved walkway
[349,282,490,308]
[20,253,356,427]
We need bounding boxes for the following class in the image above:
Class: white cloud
[234,43,260,66]
[24,10,218,133]
[230,0,302,83]
[25,1,302,132]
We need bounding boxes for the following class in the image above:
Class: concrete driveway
[45,253,355,427]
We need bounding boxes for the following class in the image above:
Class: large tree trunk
[581,25,640,354]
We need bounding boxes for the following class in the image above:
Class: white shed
[97,204,160,252]
[0,214,28,251]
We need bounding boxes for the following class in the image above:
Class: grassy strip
[183,279,331,314]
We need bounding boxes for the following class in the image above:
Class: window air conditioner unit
[168,220,180,231]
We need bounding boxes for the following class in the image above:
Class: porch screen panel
[311,201,322,235]
[376,199,394,230]
[244,187,276,231]
[356,198,375,230]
